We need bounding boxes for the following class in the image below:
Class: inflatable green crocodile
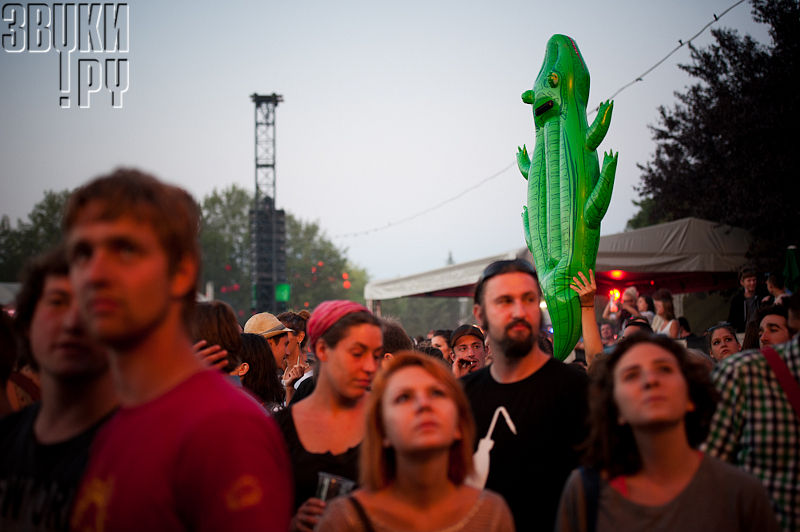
[517,34,618,360]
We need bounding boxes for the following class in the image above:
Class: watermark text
[2,3,130,108]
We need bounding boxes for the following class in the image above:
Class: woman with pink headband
[273,300,383,532]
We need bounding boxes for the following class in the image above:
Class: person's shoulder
[169,371,279,440]
[188,370,266,412]
[543,357,589,384]
[475,488,512,518]
[0,403,36,429]
[475,488,515,530]
[175,384,287,466]
[479,488,510,507]
[713,347,768,376]
[729,291,745,303]
[0,404,37,446]
[701,454,767,491]
[460,366,492,388]
[776,335,800,358]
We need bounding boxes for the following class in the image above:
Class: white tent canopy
[365,218,751,301]
[365,249,524,301]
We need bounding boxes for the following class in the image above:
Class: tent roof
[594,217,750,272]
[364,249,525,301]
[364,218,751,300]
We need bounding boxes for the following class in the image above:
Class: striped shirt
[702,336,800,532]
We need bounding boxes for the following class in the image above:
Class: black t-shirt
[461,358,589,532]
[0,404,114,531]
[273,406,359,511]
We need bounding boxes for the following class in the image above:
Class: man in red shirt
[66,168,291,532]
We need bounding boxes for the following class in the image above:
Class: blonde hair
[360,351,475,490]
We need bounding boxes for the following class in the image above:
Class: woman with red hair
[317,352,513,531]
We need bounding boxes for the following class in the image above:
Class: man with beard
[460,259,588,531]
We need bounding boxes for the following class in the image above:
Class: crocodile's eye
[548,72,559,88]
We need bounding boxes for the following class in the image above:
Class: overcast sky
[0,0,769,282]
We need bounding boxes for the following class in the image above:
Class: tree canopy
[199,184,369,318]
[284,212,369,311]
[629,0,799,271]
[0,185,369,323]
[199,186,253,316]
[0,190,70,282]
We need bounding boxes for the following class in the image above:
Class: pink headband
[307,300,371,353]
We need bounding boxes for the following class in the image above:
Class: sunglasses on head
[477,259,537,285]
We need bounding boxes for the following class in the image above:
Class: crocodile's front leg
[585,151,618,228]
[517,145,531,180]
[586,100,613,152]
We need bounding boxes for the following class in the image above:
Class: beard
[479,310,538,360]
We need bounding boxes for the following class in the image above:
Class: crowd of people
[0,168,797,532]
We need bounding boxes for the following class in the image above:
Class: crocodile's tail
[541,277,582,361]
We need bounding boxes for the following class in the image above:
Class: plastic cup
[315,472,356,501]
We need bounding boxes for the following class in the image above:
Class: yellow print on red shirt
[71,476,114,532]
[225,474,263,511]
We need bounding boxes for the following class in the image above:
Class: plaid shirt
[702,335,800,532]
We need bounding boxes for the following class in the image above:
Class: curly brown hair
[582,333,718,477]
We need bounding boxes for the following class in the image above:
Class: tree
[0,184,372,319]
[197,184,370,316]
[629,0,799,271]
[285,214,369,310]
[380,297,465,338]
[199,185,253,317]
[0,190,71,281]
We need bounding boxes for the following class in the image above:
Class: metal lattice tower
[250,93,287,313]
[252,93,283,202]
